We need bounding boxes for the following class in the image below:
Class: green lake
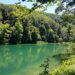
[0,43,67,75]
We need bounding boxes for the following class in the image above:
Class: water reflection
[0,43,67,75]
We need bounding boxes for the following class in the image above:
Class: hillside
[0,3,75,44]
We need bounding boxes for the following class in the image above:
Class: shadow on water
[0,43,67,75]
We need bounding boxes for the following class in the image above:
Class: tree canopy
[0,3,75,44]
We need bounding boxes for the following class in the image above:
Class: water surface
[0,43,67,75]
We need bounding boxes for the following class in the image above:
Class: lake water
[0,43,67,75]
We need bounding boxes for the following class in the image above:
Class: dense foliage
[50,43,75,75]
[39,43,75,75]
[0,2,75,75]
[0,3,75,44]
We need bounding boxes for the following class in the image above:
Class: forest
[0,0,75,75]
[0,3,75,44]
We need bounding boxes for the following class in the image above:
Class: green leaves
[25,25,41,43]
[0,11,2,21]
[50,43,75,75]
[22,0,55,3]
[0,3,75,44]
[0,22,10,44]
[9,20,23,44]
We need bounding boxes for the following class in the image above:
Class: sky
[0,0,57,14]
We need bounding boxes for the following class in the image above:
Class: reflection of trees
[0,44,66,67]
[0,45,24,75]
[0,44,67,75]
